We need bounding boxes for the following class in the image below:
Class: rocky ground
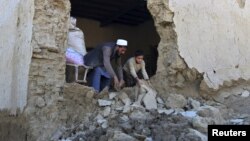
[51,82,250,141]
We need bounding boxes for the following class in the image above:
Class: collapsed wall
[0,0,34,113]
[25,0,71,140]
[148,0,250,96]
[1,0,250,140]
[147,0,200,98]
[1,1,98,140]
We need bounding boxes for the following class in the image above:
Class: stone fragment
[157,109,174,115]
[98,99,112,106]
[241,90,250,97]
[187,128,207,141]
[188,98,201,110]
[109,92,118,99]
[102,107,111,117]
[109,131,138,141]
[156,97,164,104]
[166,94,187,109]
[143,92,157,110]
[180,111,197,118]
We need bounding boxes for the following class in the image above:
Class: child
[123,50,149,87]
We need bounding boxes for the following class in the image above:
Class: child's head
[134,50,144,64]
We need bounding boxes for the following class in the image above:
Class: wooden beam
[100,0,143,27]
[71,12,104,21]
[72,11,139,26]
[71,3,119,13]
[71,7,113,17]
[86,0,127,7]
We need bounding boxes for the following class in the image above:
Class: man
[84,39,128,92]
[123,49,149,87]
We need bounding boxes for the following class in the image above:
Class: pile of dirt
[55,83,211,141]
[4,82,249,141]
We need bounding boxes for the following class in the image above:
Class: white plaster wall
[0,0,34,112]
[169,0,250,89]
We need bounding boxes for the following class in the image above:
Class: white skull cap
[116,39,128,46]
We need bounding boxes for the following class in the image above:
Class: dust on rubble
[50,81,250,141]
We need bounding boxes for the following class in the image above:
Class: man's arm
[129,59,138,79]
[102,46,116,78]
[116,57,123,80]
[141,61,149,80]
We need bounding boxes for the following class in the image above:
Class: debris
[188,98,201,110]
[98,99,112,106]
[241,90,250,97]
[109,92,118,99]
[187,128,207,141]
[157,109,174,115]
[156,97,164,104]
[166,94,187,109]
[230,119,244,124]
[180,111,197,118]
[143,92,157,110]
[102,107,111,117]
[109,131,138,141]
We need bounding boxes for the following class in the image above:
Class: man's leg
[100,77,111,92]
[100,70,111,92]
[125,72,136,87]
[124,71,134,87]
[91,67,102,92]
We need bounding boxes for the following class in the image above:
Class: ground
[52,83,250,141]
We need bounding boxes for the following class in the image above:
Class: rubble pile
[55,82,250,141]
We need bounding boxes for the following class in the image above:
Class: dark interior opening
[69,0,160,77]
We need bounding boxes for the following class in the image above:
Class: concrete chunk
[157,109,174,115]
[188,98,201,110]
[98,99,112,106]
[143,93,157,110]
[102,107,111,117]
[156,97,165,104]
[241,90,249,97]
[166,94,187,109]
[180,111,197,118]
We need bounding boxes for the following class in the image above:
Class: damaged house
[0,0,250,140]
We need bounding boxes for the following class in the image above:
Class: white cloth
[66,48,84,65]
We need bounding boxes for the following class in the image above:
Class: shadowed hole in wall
[66,0,160,85]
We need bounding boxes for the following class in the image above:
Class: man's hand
[119,79,125,88]
[136,78,143,87]
[146,79,152,86]
[114,76,120,91]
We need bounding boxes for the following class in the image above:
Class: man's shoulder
[100,42,116,48]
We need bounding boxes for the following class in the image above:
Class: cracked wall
[0,0,34,112]
[25,0,71,140]
[147,0,200,98]
[169,0,250,90]
[148,0,250,94]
